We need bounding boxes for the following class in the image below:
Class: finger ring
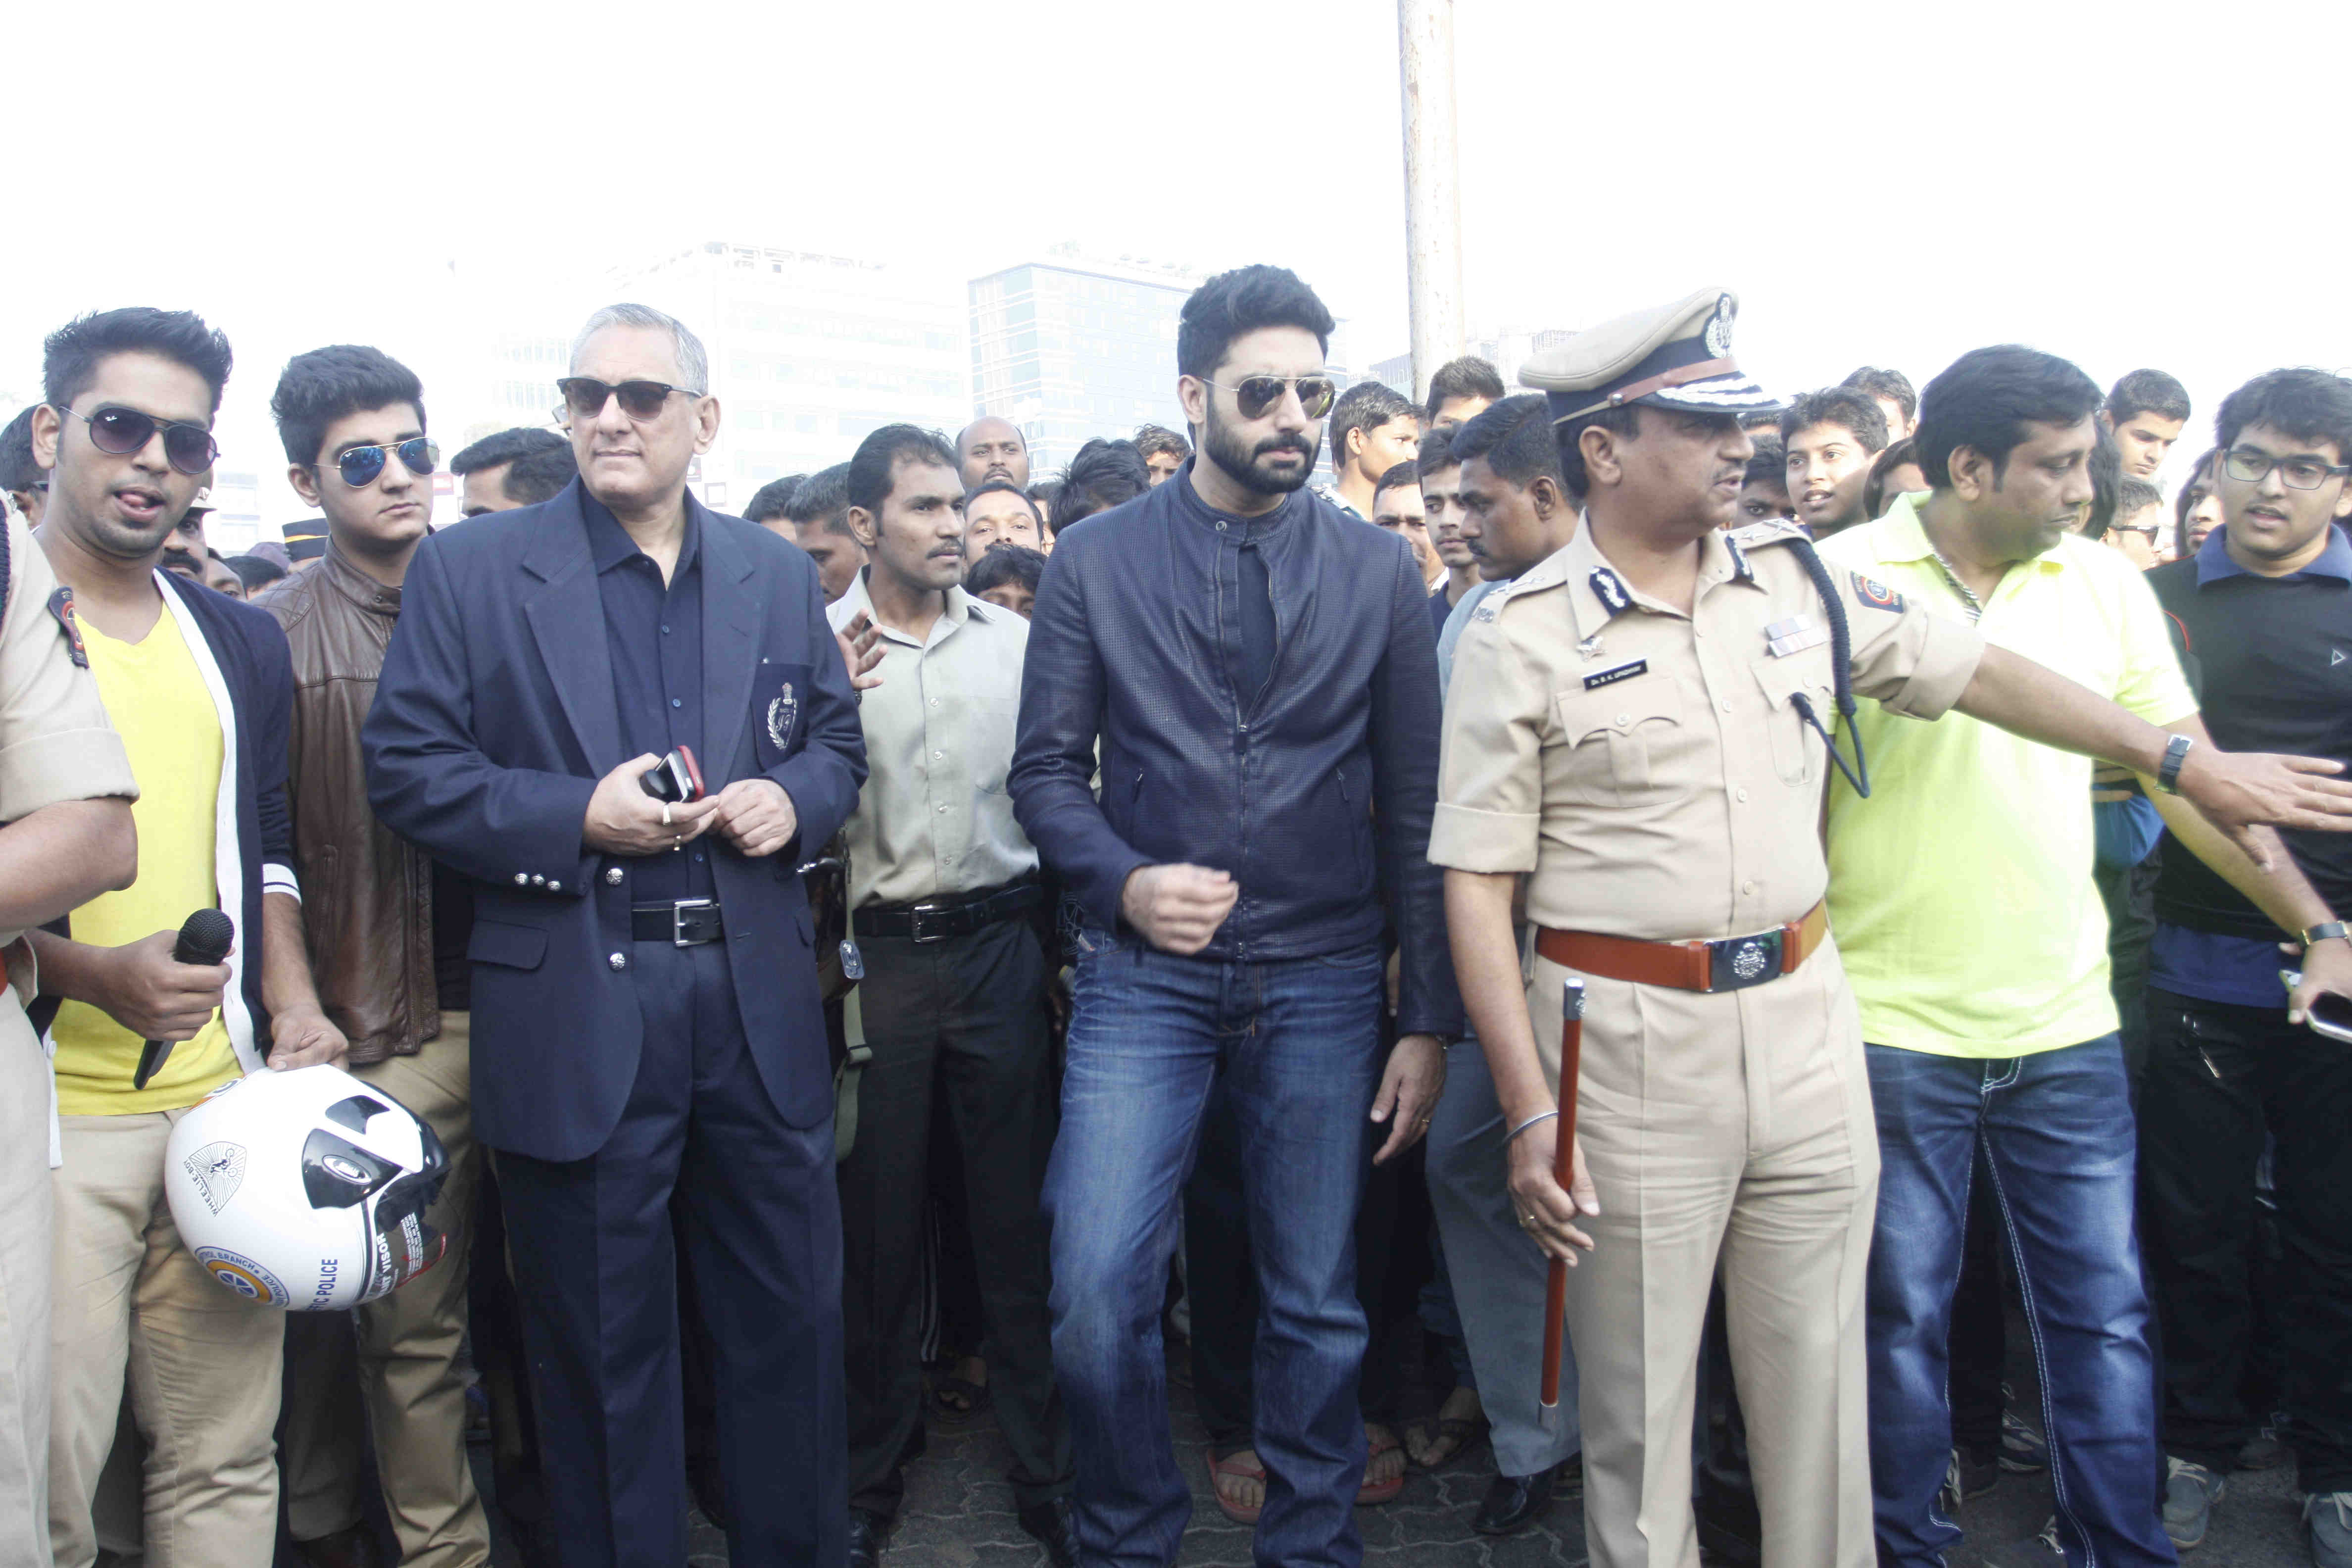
[661,800,673,827]
[673,834,683,848]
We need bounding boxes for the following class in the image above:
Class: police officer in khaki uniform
[0,508,138,1568]
[1433,287,2352,1568]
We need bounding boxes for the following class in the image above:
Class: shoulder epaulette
[1726,517,1808,550]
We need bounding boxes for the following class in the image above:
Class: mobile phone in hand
[639,745,706,804]
[2281,969,2352,1043]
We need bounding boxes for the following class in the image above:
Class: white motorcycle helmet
[164,1063,449,1310]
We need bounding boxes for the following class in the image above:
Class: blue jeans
[1043,929,1385,1568]
[1865,1036,2174,1568]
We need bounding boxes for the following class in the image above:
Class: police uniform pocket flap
[1553,683,1681,738]
[1552,682,1688,807]
[467,920,548,971]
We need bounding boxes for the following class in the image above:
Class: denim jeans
[1043,928,1385,1568]
[1865,1036,2174,1568]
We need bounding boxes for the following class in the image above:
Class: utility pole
[1398,0,1465,402]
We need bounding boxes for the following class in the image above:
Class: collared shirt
[1819,492,2197,1056]
[1433,516,1983,940]
[828,569,1036,908]
[1437,577,1509,693]
[583,493,711,903]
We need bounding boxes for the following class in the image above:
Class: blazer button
[608,953,628,971]
[605,867,624,886]
[531,874,545,886]
[513,873,528,885]
[547,881,561,892]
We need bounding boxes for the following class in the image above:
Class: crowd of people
[0,263,2345,1568]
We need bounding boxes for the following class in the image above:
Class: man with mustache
[957,415,1030,491]
[1011,263,1459,1568]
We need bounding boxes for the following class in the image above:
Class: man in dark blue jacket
[364,304,866,1568]
[1011,265,1463,1568]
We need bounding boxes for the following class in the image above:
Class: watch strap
[2303,921,2350,948]
[2156,733,2195,794]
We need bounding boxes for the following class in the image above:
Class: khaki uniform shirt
[1430,518,1986,940]
[827,570,1037,908]
[0,513,139,957]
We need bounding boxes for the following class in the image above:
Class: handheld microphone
[134,909,235,1090]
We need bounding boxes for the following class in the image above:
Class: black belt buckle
[908,901,951,944]
[673,897,718,947]
[1708,929,1783,992]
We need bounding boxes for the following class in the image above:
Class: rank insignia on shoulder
[47,587,89,669]
[1588,567,1631,616]
[1850,572,1905,613]
[1727,517,1805,549]
[1583,658,1648,689]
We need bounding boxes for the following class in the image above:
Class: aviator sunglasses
[554,377,701,424]
[328,437,440,489]
[1201,375,1339,421]
[57,404,219,476]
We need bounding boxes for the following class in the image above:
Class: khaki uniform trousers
[281,1014,489,1568]
[49,1103,286,1568]
[1530,940,1877,1568]
[0,995,53,1568]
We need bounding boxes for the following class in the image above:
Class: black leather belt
[860,881,1042,943]
[632,898,724,946]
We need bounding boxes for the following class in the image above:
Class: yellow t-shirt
[51,607,240,1114]
[1820,494,2198,1057]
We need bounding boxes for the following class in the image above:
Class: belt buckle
[1708,929,1783,992]
[909,901,948,944]
[673,897,715,947]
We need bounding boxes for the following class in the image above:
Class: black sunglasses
[328,437,439,489]
[554,377,700,423]
[1202,375,1338,421]
[59,404,218,476]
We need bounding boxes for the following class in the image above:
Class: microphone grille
[180,907,236,962]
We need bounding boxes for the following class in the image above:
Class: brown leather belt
[1534,901,1829,993]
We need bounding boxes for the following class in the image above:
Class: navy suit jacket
[362,480,866,1161]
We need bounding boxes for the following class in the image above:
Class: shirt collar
[582,488,701,578]
[841,567,986,647]
[1864,489,2070,578]
[1554,512,1756,628]
[1174,461,1298,540]
[2197,522,2352,587]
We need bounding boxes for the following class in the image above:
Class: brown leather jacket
[256,549,439,1064]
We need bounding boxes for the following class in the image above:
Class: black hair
[0,407,40,490]
[2176,448,2219,537]
[448,426,565,476]
[845,424,959,516]
[1744,436,1786,490]
[1913,345,2104,490]
[2112,477,2165,530]
[1840,365,1918,425]
[1424,356,1505,423]
[503,442,578,505]
[1779,387,1890,456]
[226,554,289,593]
[270,344,427,467]
[1455,394,1567,492]
[964,543,1047,600]
[960,476,1043,525]
[2083,422,2122,538]
[2106,368,2191,426]
[744,475,804,523]
[784,463,854,535]
[1861,437,1920,520]
[2212,368,2352,466]
[1052,439,1152,535]
[1554,405,1643,499]
[44,307,234,416]
[1372,460,1419,504]
[1417,426,1458,474]
[1176,264,1335,381]
[1329,381,1416,473]
[1132,424,1191,462]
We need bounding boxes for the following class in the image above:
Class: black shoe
[1473,1463,1560,1536]
[846,1507,890,1568]
[686,1451,730,1532]
[1018,1497,1080,1568]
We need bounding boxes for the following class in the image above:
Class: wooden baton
[1539,977,1585,1430]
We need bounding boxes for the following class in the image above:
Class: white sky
[9,0,2348,528]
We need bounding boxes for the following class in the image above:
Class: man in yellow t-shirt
[1820,346,2352,1568]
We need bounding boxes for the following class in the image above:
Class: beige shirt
[827,571,1037,908]
[1430,517,1985,941]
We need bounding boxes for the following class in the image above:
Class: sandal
[931,1374,990,1418]
[1357,1425,1405,1505]
[1207,1446,1266,1524]
[1405,1412,1489,1470]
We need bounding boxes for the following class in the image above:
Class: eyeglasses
[328,437,439,489]
[553,377,700,424]
[1201,375,1338,421]
[2224,445,2352,490]
[57,404,218,476]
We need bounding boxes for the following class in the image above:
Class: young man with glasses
[2140,369,2352,1567]
[24,308,344,1568]
[255,344,494,1568]
[1012,264,1459,1567]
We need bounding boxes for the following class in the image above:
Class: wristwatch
[2302,921,2350,949]
[2155,733,2195,795]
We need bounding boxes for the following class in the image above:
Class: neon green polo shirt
[1818,493,2196,1057]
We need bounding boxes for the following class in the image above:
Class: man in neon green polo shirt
[1819,345,2352,1568]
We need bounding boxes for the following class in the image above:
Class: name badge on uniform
[1765,614,1829,658]
[1583,659,1648,690]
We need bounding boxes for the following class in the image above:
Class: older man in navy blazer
[364,303,865,1568]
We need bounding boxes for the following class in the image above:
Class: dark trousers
[839,916,1068,1517]
[469,1157,549,1547]
[2141,988,2352,1492]
[495,939,847,1568]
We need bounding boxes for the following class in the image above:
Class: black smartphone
[639,745,706,804]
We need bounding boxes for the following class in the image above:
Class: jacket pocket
[751,660,817,773]
[467,920,548,972]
